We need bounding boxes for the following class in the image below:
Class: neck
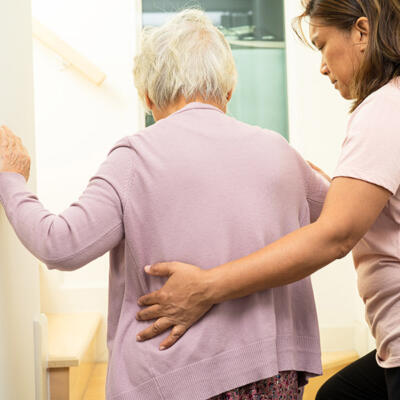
[152,96,226,121]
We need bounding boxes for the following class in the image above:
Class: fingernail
[136,335,143,342]
[144,265,151,273]
[159,346,166,351]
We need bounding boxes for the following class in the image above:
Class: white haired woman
[0,9,327,400]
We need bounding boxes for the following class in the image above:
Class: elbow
[42,254,84,271]
[30,233,83,271]
[38,248,83,271]
[315,218,358,261]
[45,261,82,271]
[335,238,354,259]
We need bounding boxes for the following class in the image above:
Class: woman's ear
[145,93,154,111]
[354,17,369,53]
[226,90,233,103]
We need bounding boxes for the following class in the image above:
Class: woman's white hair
[133,8,237,111]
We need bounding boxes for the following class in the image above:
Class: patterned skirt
[209,371,299,400]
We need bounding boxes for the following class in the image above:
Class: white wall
[284,0,373,354]
[0,1,41,398]
[33,0,142,361]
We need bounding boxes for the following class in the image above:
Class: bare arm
[207,176,388,302]
[136,177,391,349]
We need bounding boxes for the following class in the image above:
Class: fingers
[307,161,320,171]
[0,126,9,145]
[0,125,30,181]
[136,317,173,344]
[2,126,11,135]
[137,290,162,306]
[138,262,180,305]
[1,126,24,144]
[136,304,162,321]
[0,125,25,150]
[1,125,16,142]
[158,325,187,350]
[144,262,175,277]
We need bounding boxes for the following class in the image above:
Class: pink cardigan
[0,103,328,400]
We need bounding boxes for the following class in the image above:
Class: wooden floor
[83,363,107,400]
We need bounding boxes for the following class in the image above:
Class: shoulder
[334,80,400,194]
[107,127,157,155]
[360,78,400,106]
[225,113,291,148]
[349,79,400,133]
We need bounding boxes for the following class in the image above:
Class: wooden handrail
[32,18,106,86]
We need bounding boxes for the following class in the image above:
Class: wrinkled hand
[307,161,331,183]
[0,126,31,181]
[136,262,215,350]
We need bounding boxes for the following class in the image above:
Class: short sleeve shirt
[333,78,400,368]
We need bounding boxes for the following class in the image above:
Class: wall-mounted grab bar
[32,18,106,86]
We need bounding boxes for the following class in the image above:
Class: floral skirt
[209,371,299,400]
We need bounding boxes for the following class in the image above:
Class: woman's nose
[320,61,329,76]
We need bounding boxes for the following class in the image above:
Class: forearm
[207,176,393,304]
[135,218,351,348]
[135,177,391,349]
[207,219,347,304]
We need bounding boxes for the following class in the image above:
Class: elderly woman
[0,9,327,400]
[135,1,400,399]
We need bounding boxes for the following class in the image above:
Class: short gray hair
[133,9,237,111]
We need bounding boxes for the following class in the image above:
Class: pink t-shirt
[334,79,400,368]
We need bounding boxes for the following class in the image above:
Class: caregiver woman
[137,0,400,399]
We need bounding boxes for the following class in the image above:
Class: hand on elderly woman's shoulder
[0,125,31,182]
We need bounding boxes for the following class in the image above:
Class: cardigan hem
[108,335,321,400]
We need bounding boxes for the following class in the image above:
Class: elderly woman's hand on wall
[0,126,31,181]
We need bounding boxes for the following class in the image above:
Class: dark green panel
[143,0,251,13]
[145,113,156,127]
[229,48,289,139]
[143,0,285,40]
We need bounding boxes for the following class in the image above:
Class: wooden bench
[46,312,101,400]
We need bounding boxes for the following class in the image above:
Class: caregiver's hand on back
[136,262,215,350]
[0,125,31,182]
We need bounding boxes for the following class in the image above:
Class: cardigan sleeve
[0,141,133,270]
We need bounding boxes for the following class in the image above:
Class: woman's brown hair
[293,0,400,112]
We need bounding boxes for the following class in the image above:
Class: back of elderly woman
[0,9,328,400]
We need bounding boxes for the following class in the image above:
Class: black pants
[316,350,400,400]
